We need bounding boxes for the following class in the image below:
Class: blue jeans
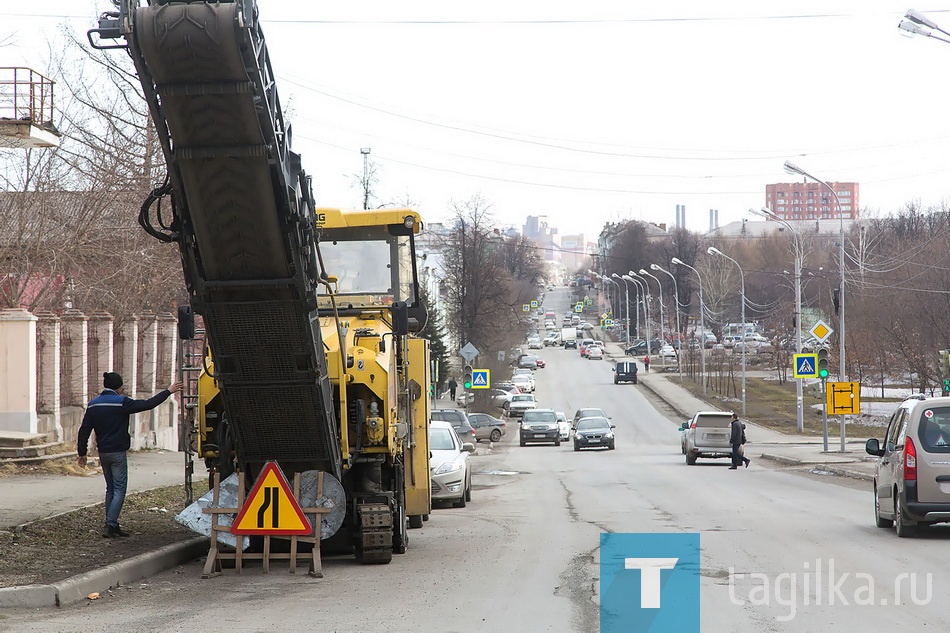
[99,451,129,527]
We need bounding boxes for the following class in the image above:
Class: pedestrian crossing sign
[575,302,584,313]
[472,369,490,389]
[793,353,819,378]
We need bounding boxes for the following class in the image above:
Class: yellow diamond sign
[810,320,833,343]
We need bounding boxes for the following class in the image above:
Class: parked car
[491,388,517,409]
[556,411,571,441]
[520,409,561,446]
[586,345,604,360]
[430,409,477,445]
[428,421,473,507]
[468,413,507,443]
[511,372,535,393]
[573,416,616,451]
[456,391,473,406]
[613,360,638,384]
[528,338,543,350]
[865,394,950,537]
[573,407,609,426]
[507,394,538,418]
[624,340,663,356]
[683,411,734,465]
[657,345,677,360]
[518,355,540,370]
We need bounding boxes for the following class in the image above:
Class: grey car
[683,411,734,465]
[430,409,477,445]
[520,409,561,446]
[468,413,508,443]
[866,395,950,537]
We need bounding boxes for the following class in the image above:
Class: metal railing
[0,67,55,125]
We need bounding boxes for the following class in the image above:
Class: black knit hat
[103,372,123,390]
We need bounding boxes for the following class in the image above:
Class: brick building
[766,181,859,221]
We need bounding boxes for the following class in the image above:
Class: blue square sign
[601,533,700,633]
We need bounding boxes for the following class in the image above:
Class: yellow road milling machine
[90,0,431,563]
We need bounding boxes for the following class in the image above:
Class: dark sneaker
[101,525,116,538]
[112,525,131,537]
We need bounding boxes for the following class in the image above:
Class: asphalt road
[3,289,948,632]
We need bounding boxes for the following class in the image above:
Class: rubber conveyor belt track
[134,1,340,474]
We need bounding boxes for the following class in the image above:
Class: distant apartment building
[766,181,859,221]
[558,234,585,272]
[523,215,557,261]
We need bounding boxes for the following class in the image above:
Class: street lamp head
[707,246,722,256]
[638,268,648,275]
[611,273,621,279]
[905,9,938,29]
[784,160,805,177]
[650,263,660,271]
[622,275,633,281]
[671,257,684,266]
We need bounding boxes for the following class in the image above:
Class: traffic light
[942,350,950,396]
[817,348,829,379]
[463,365,473,389]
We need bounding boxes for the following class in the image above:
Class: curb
[0,536,209,609]
[759,453,875,482]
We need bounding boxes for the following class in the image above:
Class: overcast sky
[5,1,950,238]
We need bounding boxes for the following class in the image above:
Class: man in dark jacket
[77,372,183,537]
[729,412,751,470]
[447,377,458,402]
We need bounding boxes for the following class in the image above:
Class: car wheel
[894,490,916,537]
[520,439,526,447]
[452,493,467,508]
[686,452,697,465]
[874,484,893,529]
[573,442,580,452]
[465,478,472,502]
[614,378,619,384]
[609,442,615,450]
[554,439,561,446]
[490,429,501,442]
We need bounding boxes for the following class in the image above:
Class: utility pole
[361,147,371,210]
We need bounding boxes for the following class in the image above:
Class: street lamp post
[652,263,683,382]
[640,269,665,346]
[708,246,746,417]
[622,275,646,340]
[612,273,631,345]
[629,272,653,355]
[751,207,805,433]
[784,160,846,451]
[671,258,706,396]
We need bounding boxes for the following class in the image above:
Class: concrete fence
[0,308,179,452]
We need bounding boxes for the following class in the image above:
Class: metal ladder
[178,328,206,505]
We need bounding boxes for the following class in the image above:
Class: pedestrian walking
[447,377,458,402]
[643,355,650,372]
[77,372,183,538]
[729,412,751,469]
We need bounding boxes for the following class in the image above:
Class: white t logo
[624,558,679,608]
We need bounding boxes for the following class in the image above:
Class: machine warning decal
[231,462,313,536]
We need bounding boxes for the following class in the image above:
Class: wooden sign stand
[201,470,331,578]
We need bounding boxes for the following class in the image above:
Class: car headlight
[434,461,464,475]
[605,432,614,439]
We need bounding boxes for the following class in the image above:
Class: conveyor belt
[132,1,341,475]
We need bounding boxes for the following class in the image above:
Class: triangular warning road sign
[231,462,313,536]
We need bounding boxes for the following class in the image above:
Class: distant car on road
[613,360,638,384]
[556,411,571,441]
[507,394,538,418]
[586,345,604,360]
[429,421,473,507]
[573,407,608,426]
[510,372,535,393]
[468,413,507,443]
[520,409,561,446]
[573,416,615,451]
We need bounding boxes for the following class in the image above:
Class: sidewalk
[3,450,189,528]
[599,339,878,482]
